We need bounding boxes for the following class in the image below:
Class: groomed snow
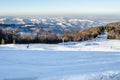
[0,51,120,80]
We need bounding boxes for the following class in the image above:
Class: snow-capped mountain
[0,16,120,34]
[0,17,105,34]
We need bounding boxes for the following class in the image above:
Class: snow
[68,19,94,23]
[0,34,120,80]
[0,51,120,80]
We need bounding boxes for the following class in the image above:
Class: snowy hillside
[1,34,120,51]
[1,16,120,80]
[0,34,120,80]
[0,17,103,34]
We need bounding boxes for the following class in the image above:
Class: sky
[0,0,120,16]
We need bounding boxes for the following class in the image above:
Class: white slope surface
[0,51,120,80]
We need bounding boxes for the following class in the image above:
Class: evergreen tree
[13,39,15,44]
[1,38,5,44]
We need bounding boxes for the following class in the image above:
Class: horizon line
[1,13,120,17]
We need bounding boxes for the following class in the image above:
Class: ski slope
[0,51,120,80]
[0,34,120,80]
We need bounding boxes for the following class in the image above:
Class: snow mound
[49,71,120,80]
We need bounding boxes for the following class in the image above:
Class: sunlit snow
[0,34,120,80]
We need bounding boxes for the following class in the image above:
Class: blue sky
[0,0,119,15]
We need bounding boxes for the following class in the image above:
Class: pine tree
[13,39,15,44]
[1,38,5,44]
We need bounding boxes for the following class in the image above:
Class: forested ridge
[0,22,120,44]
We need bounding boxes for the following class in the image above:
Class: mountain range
[0,17,104,34]
[1,16,120,34]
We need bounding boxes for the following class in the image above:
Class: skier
[27,43,29,48]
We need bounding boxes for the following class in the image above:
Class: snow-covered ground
[0,34,120,51]
[0,51,120,80]
[0,34,120,80]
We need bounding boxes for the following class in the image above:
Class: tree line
[0,27,62,44]
[105,22,120,39]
